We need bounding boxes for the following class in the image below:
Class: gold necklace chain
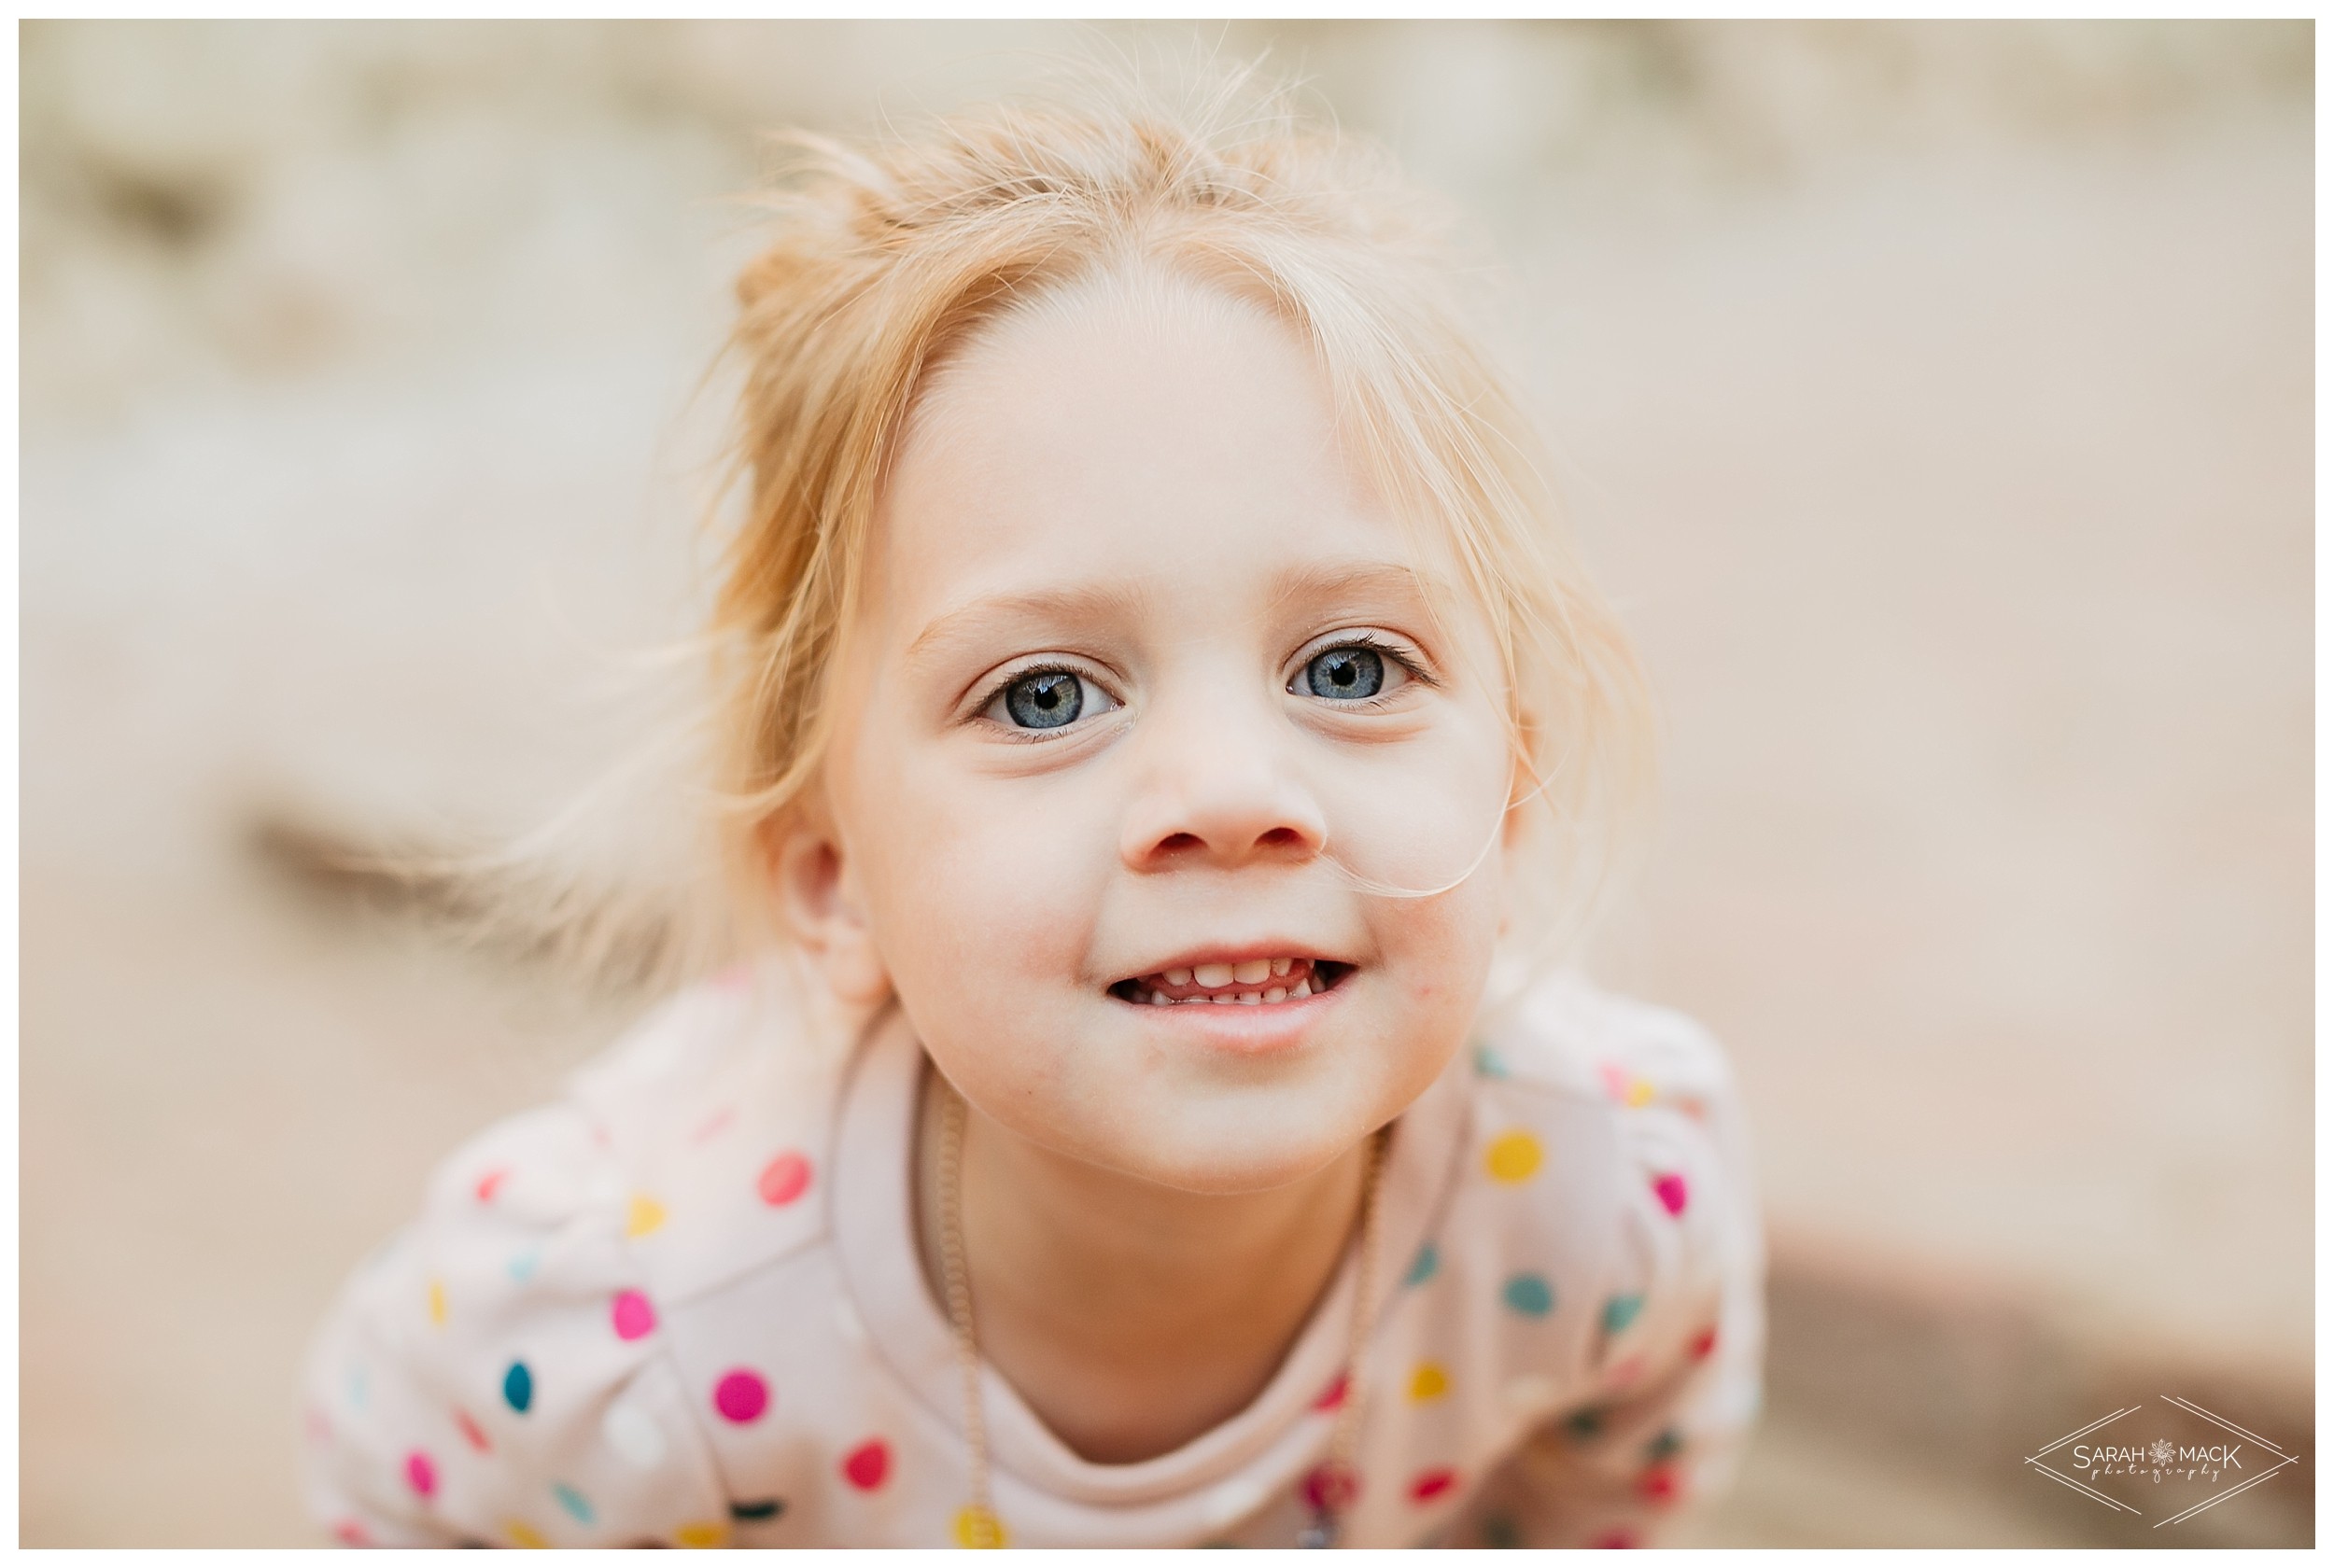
[937,1080,1389,1549]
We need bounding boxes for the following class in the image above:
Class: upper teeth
[1132,957,1322,1006]
[1183,959,1303,989]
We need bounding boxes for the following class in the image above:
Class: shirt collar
[829,1006,1475,1508]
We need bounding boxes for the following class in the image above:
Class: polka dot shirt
[301,968,1762,1547]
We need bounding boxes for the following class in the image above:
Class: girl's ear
[770,803,893,1009]
[1501,708,1541,854]
[1497,716,1542,943]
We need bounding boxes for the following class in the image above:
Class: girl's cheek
[878,782,1108,983]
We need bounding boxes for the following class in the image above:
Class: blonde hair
[703,65,1653,984]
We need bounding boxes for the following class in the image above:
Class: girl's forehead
[867,270,1476,638]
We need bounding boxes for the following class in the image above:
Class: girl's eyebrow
[1265,560,1446,616]
[903,561,1445,667]
[904,582,1154,666]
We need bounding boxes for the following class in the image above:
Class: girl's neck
[911,1056,1369,1465]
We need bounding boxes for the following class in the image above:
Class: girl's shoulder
[1469,968,1742,1124]
[555,965,860,1304]
[1405,974,1763,1547]
[1440,969,1760,1370]
[300,968,864,1547]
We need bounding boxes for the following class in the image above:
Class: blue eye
[1301,646,1385,701]
[1003,670,1085,729]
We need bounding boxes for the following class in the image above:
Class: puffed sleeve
[1459,1009,1765,1548]
[299,1102,736,1547]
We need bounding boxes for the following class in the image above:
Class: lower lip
[1117,982,1343,1056]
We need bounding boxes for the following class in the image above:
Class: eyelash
[971,663,1106,751]
[968,631,1436,738]
[1298,630,1438,705]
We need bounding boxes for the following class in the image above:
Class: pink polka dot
[1312,1372,1349,1412]
[1409,1466,1457,1503]
[841,1438,892,1491]
[1652,1172,1688,1216]
[404,1449,438,1498]
[757,1151,812,1208]
[453,1407,491,1452]
[1594,1527,1640,1548]
[1689,1324,1719,1361]
[1638,1466,1680,1504]
[713,1369,769,1424]
[474,1167,509,1203]
[333,1519,370,1547]
[611,1289,658,1341]
[1301,1462,1358,1513]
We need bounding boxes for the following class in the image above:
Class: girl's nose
[1118,708,1329,873]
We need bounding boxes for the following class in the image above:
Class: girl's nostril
[1259,827,1303,847]
[1157,832,1203,854]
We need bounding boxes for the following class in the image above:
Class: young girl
[302,74,1762,1549]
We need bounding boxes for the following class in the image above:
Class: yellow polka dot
[1485,1129,1543,1183]
[428,1279,447,1327]
[626,1194,668,1239]
[505,1520,547,1548]
[954,1505,1008,1548]
[1409,1362,1451,1401]
[674,1521,727,1548]
[1624,1079,1656,1109]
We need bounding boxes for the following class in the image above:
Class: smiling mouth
[1107,957,1355,1008]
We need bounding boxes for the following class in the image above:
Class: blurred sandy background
[20,21,2313,1547]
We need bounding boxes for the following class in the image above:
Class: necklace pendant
[953,1505,1006,1549]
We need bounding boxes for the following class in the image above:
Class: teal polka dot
[1500,1272,1554,1317]
[507,1249,541,1284]
[1404,1242,1440,1287]
[1601,1293,1644,1335]
[1565,1406,1605,1440]
[1482,1513,1521,1548]
[553,1482,595,1525]
[1472,1043,1510,1079]
[1647,1427,1683,1461]
[502,1361,534,1414]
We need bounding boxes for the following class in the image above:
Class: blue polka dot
[507,1249,541,1284]
[503,1361,534,1414]
[1404,1242,1440,1287]
[1601,1294,1644,1335]
[1472,1043,1509,1079]
[552,1481,595,1525]
[1501,1272,1554,1317]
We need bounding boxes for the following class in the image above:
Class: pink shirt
[302,969,1763,1547]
